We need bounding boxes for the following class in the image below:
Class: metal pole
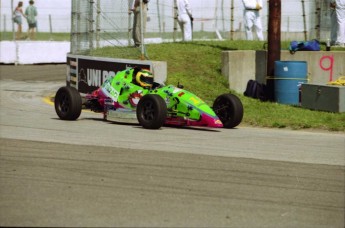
[0,0,3,32]
[230,0,234,40]
[128,0,132,46]
[266,0,281,101]
[96,0,100,49]
[49,14,53,40]
[315,0,321,41]
[71,0,77,53]
[3,15,6,33]
[301,0,307,40]
[162,1,165,34]
[76,0,81,53]
[214,0,218,32]
[140,0,145,60]
[11,0,19,65]
[11,0,15,41]
[221,0,225,33]
[157,0,162,34]
[173,0,178,42]
[89,0,94,52]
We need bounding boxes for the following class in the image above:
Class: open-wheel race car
[54,67,244,129]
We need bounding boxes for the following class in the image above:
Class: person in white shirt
[330,0,338,45]
[334,0,345,47]
[176,0,193,41]
[242,0,264,41]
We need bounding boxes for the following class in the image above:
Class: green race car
[55,67,243,129]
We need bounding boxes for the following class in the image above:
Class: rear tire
[213,93,243,128]
[54,86,82,120]
[136,94,167,129]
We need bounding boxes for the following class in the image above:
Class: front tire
[54,86,82,120]
[136,94,167,129]
[213,93,243,128]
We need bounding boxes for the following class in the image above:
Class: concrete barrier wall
[222,50,345,93]
[0,41,70,64]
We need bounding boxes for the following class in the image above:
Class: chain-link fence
[70,0,133,54]
[1,0,336,57]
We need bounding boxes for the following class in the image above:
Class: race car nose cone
[214,119,223,127]
[201,113,223,128]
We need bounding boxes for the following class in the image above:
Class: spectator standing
[242,0,264,41]
[25,0,38,40]
[334,0,345,47]
[13,1,26,40]
[330,0,338,45]
[176,0,193,41]
[131,0,148,47]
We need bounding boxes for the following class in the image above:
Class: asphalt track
[0,64,344,227]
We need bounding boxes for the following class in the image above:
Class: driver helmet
[135,69,154,88]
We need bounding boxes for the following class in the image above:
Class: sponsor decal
[129,91,143,107]
[101,80,120,102]
[178,92,185,97]
[79,68,115,87]
[189,97,200,105]
[77,58,150,94]
[67,57,77,87]
[70,68,77,75]
[70,60,77,67]
[70,76,77,83]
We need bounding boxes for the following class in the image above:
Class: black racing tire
[213,93,244,128]
[136,94,167,129]
[54,86,82,120]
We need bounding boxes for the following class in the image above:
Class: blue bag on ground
[289,39,320,54]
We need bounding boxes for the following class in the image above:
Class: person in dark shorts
[25,0,38,40]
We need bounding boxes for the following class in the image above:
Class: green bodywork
[101,68,218,121]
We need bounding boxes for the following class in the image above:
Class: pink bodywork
[165,113,223,128]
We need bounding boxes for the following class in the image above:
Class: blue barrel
[274,61,308,105]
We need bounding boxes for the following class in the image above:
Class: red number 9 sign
[319,55,334,82]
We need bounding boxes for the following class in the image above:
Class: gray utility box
[301,84,345,113]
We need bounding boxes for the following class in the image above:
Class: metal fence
[1,0,335,56]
